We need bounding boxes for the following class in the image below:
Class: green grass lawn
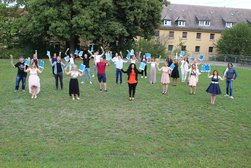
[0,59,250,168]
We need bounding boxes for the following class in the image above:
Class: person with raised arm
[112,54,127,84]
[157,61,171,94]
[122,63,143,101]
[88,46,104,77]
[79,53,92,84]
[96,57,109,92]
[140,54,148,79]
[31,54,39,67]
[64,64,83,100]
[51,53,57,75]
[11,56,28,92]
[49,56,68,90]
[206,70,224,105]
[24,62,43,99]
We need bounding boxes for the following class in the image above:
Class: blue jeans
[82,68,92,82]
[116,68,122,84]
[226,79,233,96]
[15,75,26,90]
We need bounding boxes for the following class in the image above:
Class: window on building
[210,33,215,40]
[169,31,174,38]
[196,33,201,39]
[225,22,233,28]
[199,20,211,26]
[168,45,174,51]
[182,32,187,38]
[178,21,186,27]
[195,46,200,52]
[208,47,214,53]
[181,45,186,51]
[164,20,172,26]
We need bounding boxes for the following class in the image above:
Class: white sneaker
[92,75,95,77]
[76,97,80,100]
[81,81,84,84]
[31,95,34,99]
[34,95,37,99]
[145,76,147,79]
[230,96,234,99]
[224,94,229,97]
[141,76,143,79]
[90,81,92,84]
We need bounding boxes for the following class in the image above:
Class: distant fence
[167,51,251,66]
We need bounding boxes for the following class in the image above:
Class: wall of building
[158,29,222,58]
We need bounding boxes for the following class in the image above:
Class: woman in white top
[188,64,200,95]
[148,57,158,84]
[65,65,83,100]
[181,58,189,82]
[69,53,75,71]
[24,62,43,99]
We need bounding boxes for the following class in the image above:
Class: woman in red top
[122,63,143,101]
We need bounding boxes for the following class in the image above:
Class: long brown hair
[212,70,219,77]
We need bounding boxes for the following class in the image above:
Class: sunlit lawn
[0,59,250,168]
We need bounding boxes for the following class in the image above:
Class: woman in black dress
[171,61,179,86]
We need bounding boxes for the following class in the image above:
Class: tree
[133,38,168,58]
[0,3,20,48]
[216,22,251,56]
[17,0,162,52]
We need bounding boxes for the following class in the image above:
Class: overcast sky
[171,0,251,9]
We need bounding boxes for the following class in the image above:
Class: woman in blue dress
[206,70,224,105]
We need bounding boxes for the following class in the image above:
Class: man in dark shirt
[80,54,92,84]
[12,56,28,92]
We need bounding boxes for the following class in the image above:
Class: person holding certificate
[12,56,28,92]
[122,63,143,101]
[24,62,43,99]
[49,56,68,90]
[96,57,109,92]
[140,55,148,79]
[112,55,127,84]
[80,53,92,84]
[65,65,83,100]
[88,47,104,78]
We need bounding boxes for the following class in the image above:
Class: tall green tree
[216,22,251,56]
[17,0,162,52]
[0,2,20,48]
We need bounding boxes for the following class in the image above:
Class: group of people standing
[12,48,238,104]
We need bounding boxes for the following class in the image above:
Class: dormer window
[164,20,172,26]
[199,20,210,26]
[175,16,186,27]
[225,22,233,28]
[178,21,186,27]
[196,16,211,27]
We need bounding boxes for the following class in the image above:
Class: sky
[171,0,251,9]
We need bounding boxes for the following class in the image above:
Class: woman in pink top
[157,62,171,94]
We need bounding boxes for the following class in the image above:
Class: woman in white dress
[24,62,43,99]
[148,58,157,84]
